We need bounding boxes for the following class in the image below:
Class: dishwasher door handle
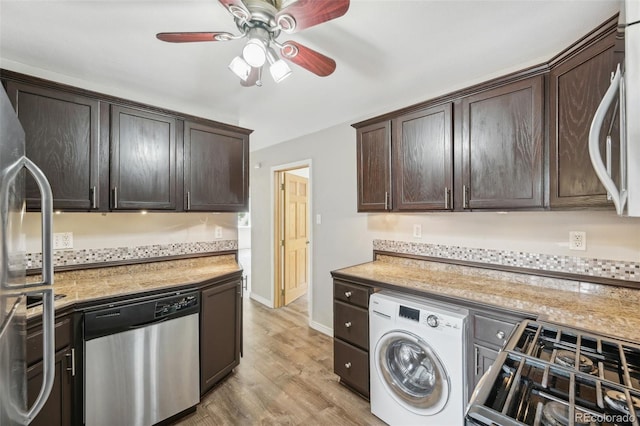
[128,316,170,330]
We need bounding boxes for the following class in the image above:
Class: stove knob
[427,315,439,328]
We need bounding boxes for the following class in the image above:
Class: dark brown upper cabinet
[110,105,177,210]
[184,121,249,212]
[5,81,103,211]
[393,103,453,211]
[461,75,544,210]
[549,29,620,208]
[356,121,392,212]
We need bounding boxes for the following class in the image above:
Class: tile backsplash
[373,239,639,282]
[27,240,238,269]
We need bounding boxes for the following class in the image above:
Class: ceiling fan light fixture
[228,55,252,81]
[242,38,267,67]
[266,47,291,83]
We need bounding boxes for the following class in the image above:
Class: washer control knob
[426,315,439,328]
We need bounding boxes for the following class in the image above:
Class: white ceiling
[0,0,620,151]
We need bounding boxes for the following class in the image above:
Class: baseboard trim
[249,292,274,308]
[309,320,333,337]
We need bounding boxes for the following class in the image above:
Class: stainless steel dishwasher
[83,290,200,426]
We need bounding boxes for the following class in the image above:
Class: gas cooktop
[467,320,640,426]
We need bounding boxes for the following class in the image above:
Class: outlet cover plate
[569,231,586,251]
[413,224,422,238]
[53,232,73,250]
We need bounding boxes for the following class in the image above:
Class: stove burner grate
[554,350,599,375]
[604,389,640,415]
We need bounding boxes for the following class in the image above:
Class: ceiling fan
[156,0,350,87]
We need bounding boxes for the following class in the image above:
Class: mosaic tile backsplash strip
[26,240,238,269]
[373,239,639,282]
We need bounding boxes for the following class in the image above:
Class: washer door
[375,330,450,415]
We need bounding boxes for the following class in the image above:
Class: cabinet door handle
[186,191,191,211]
[345,362,352,369]
[496,330,506,340]
[344,321,352,328]
[66,348,76,377]
[384,191,390,210]
[91,186,97,209]
[344,291,352,299]
[463,185,469,209]
[444,187,450,209]
[475,347,481,375]
[113,187,118,209]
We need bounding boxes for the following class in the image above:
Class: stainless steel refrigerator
[0,86,55,425]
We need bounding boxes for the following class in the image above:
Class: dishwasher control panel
[84,290,200,341]
[155,294,199,318]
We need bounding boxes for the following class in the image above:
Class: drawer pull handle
[496,330,506,340]
[345,362,352,369]
[344,291,352,298]
[344,321,352,328]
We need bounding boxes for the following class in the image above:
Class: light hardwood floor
[177,295,385,425]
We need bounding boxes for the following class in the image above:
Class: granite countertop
[26,254,242,319]
[333,257,640,343]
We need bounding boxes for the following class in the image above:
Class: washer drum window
[375,330,450,415]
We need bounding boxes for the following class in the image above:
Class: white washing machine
[369,291,468,426]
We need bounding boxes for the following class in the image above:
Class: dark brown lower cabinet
[27,348,73,426]
[200,279,242,396]
[26,314,74,426]
[333,280,373,399]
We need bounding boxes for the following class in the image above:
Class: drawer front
[474,314,517,348]
[334,301,368,349]
[334,281,370,308]
[334,339,369,397]
[26,315,72,366]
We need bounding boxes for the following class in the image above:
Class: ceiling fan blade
[276,0,349,33]
[156,32,234,43]
[218,0,251,21]
[241,67,262,87]
[280,41,336,77]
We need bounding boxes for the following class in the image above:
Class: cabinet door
[110,105,177,210]
[6,82,102,211]
[200,280,242,396]
[27,348,72,426]
[184,121,249,212]
[462,76,544,209]
[549,32,620,208]
[356,121,391,212]
[393,104,453,210]
[472,344,498,390]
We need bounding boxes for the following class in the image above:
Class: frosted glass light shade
[228,56,252,81]
[242,39,267,67]
[269,59,292,82]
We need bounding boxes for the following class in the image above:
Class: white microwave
[589,0,639,216]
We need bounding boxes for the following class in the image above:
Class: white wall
[250,122,640,331]
[23,212,238,253]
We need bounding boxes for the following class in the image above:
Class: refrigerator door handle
[588,64,628,215]
[23,288,55,424]
[0,157,53,289]
[0,156,55,423]
[22,157,54,288]
[22,158,55,424]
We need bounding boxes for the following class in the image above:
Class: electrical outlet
[53,232,73,250]
[413,224,422,238]
[569,231,586,251]
[214,226,223,239]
